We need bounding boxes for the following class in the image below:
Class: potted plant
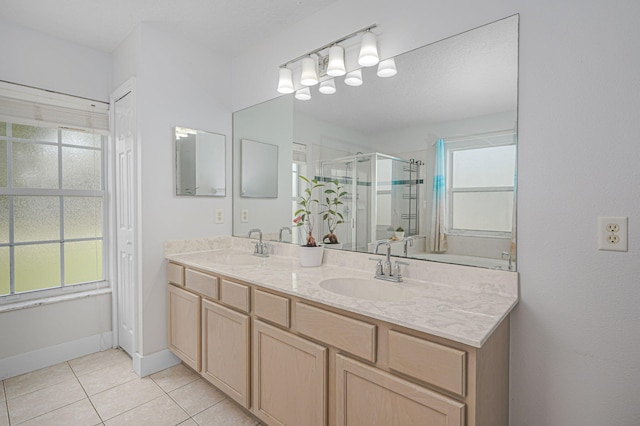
[395,226,405,240]
[322,179,347,245]
[293,176,325,266]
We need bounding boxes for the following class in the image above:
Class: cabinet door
[167,285,201,371]
[335,354,465,426]
[253,320,327,426]
[201,299,250,408]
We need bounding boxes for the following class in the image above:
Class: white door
[114,90,136,356]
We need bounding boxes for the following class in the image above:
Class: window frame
[0,120,109,304]
[444,133,516,239]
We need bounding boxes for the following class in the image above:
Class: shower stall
[318,153,421,252]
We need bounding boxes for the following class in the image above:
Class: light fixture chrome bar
[279,24,378,68]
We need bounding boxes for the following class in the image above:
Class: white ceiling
[0,0,339,55]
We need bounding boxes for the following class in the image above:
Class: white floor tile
[90,377,164,421]
[7,378,86,425]
[151,364,199,393]
[17,398,102,426]
[169,379,226,416]
[4,362,75,400]
[104,394,189,426]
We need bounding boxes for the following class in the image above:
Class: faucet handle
[368,257,383,276]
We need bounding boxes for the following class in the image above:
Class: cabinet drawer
[185,269,219,299]
[295,302,376,362]
[254,289,290,328]
[221,279,250,312]
[388,330,466,396]
[167,262,184,286]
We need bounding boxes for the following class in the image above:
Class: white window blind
[0,81,109,133]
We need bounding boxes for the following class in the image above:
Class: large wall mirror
[232,15,519,270]
[175,126,226,196]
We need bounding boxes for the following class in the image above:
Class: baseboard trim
[0,331,113,380]
[133,348,181,377]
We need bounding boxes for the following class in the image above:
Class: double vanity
[165,236,518,426]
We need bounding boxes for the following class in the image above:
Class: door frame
[109,77,141,366]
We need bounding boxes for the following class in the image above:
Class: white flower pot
[395,231,405,240]
[299,245,325,267]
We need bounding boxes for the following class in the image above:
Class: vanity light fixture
[300,56,319,86]
[327,45,346,76]
[319,79,337,94]
[276,67,295,94]
[377,57,397,77]
[344,69,363,86]
[358,30,379,67]
[276,24,397,99]
[295,87,312,100]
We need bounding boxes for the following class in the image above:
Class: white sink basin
[319,277,415,302]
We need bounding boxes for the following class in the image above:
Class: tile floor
[0,349,263,426]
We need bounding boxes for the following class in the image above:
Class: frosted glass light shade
[344,69,363,86]
[377,58,397,77]
[300,56,319,86]
[277,67,294,94]
[319,79,336,94]
[327,45,346,76]
[358,31,379,67]
[295,87,311,100]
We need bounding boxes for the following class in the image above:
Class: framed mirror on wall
[174,126,226,196]
[232,15,519,270]
[240,139,279,198]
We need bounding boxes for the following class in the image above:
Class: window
[0,83,109,301]
[446,134,516,237]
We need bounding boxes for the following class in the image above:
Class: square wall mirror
[174,126,226,196]
[240,139,278,198]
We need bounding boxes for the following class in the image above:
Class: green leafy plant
[293,176,325,246]
[322,179,347,244]
[396,226,404,232]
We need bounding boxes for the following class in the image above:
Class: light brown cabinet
[335,354,465,426]
[166,261,510,426]
[253,320,327,426]
[167,284,201,371]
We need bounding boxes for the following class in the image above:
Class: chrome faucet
[371,240,407,282]
[278,226,292,242]
[248,228,269,257]
[501,251,513,271]
[403,236,414,257]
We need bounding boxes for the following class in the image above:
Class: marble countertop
[165,238,519,348]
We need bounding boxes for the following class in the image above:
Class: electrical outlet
[215,209,224,224]
[241,209,249,223]
[598,216,628,252]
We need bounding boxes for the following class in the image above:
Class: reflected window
[446,135,516,236]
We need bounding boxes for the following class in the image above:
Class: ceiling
[0,0,339,55]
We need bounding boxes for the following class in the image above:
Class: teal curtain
[430,139,447,253]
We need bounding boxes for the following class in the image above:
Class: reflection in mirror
[175,127,226,196]
[232,15,518,270]
[240,139,279,198]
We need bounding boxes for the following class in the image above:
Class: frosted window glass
[0,122,6,136]
[452,145,516,188]
[61,129,102,148]
[13,142,59,188]
[64,197,102,239]
[64,240,102,285]
[0,140,6,187]
[12,124,57,142]
[62,147,101,190]
[0,196,8,243]
[452,192,513,232]
[377,159,392,191]
[0,247,8,295]
[15,244,61,292]
[14,196,60,242]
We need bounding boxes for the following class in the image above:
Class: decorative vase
[299,245,325,267]
[395,231,405,240]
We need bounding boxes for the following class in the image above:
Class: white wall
[0,22,113,376]
[232,1,640,425]
[112,23,234,357]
